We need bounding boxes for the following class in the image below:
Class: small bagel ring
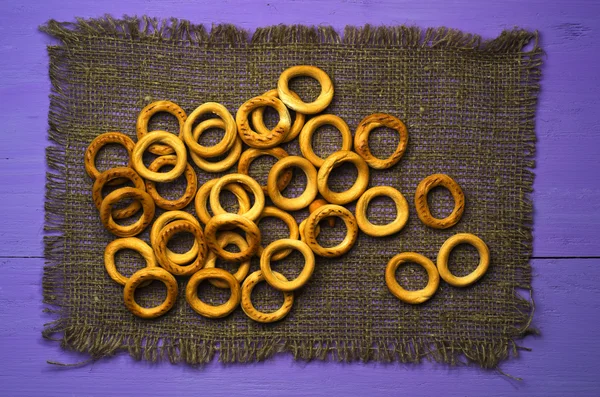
[355,186,409,237]
[251,89,306,143]
[150,211,201,265]
[189,119,242,173]
[145,155,197,210]
[304,204,358,258]
[123,267,178,319]
[237,147,293,194]
[236,95,290,149]
[92,167,145,219]
[99,187,155,237]
[183,102,237,158]
[104,237,157,286]
[437,233,490,287]
[194,178,251,225]
[210,174,265,222]
[385,252,440,305]
[277,65,334,114]
[136,100,187,155]
[84,132,135,184]
[354,113,408,170]
[241,270,294,323]
[299,114,353,168]
[317,150,370,205]
[255,207,300,261]
[260,239,315,292]
[185,268,241,319]
[203,231,251,288]
[154,219,208,276]
[414,173,465,229]
[132,131,187,182]
[267,156,318,211]
[204,213,261,263]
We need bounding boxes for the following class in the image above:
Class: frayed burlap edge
[41,16,541,372]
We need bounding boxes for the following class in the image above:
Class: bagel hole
[166,230,196,255]
[280,167,307,199]
[288,75,322,104]
[395,262,429,291]
[196,125,227,148]
[316,219,348,248]
[366,195,398,225]
[134,280,168,308]
[447,243,480,278]
[311,124,344,160]
[326,162,358,193]
[264,249,305,281]
[251,278,286,314]
[255,106,279,131]
[367,126,399,159]
[248,154,280,188]
[426,186,454,219]
[94,143,130,173]
[114,248,148,279]
[153,164,189,201]
[195,279,233,306]
[213,252,243,274]
[216,239,242,256]
[257,216,292,249]
[147,111,180,135]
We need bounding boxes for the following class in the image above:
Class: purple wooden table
[1,0,599,395]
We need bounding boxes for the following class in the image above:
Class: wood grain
[1,0,600,394]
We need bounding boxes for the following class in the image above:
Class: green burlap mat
[42,16,541,369]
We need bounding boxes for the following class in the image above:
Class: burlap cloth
[42,16,541,369]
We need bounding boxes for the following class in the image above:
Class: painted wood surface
[0,0,599,395]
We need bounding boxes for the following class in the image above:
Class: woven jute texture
[42,16,541,369]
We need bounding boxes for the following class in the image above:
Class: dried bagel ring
[145,155,197,210]
[304,204,358,258]
[209,174,265,222]
[237,147,293,194]
[151,211,201,265]
[354,113,408,170]
[104,238,157,286]
[189,119,242,173]
[236,95,290,149]
[136,100,187,155]
[317,150,369,205]
[123,267,178,319]
[437,233,490,287]
[299,114,353,168]
[99,187,155,237]
[84,132,135,184]
[255,206,300,261]
[132,131,187,182]
[355,186,409,237]
[385,252,440,305]
[260,239,315,292]
[203,231,251,288]
[204,213,261,263]
[299,219,320,243]
[154,220,207,276]
[251,89,306,143]
[267,156,318,211]
[183,102,237,158]
[92,167,145,219]
[185,268,241,319]
[414,173,465,229]
[194,178,251,225]
[277,65,334,114]
[241,270,294,323]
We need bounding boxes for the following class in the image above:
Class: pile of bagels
[84,65,490,323]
